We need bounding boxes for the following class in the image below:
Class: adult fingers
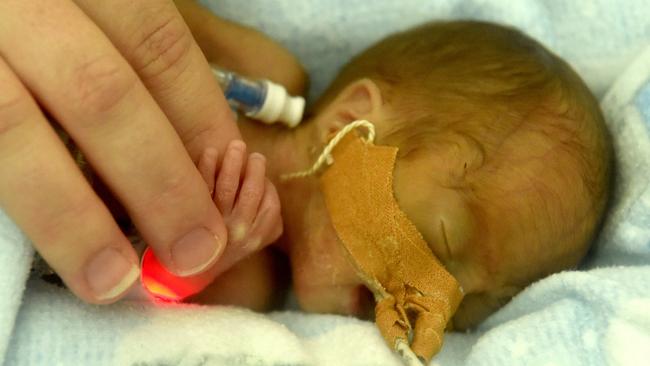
[0,1,226,277]
[0,57,138,304]
[197,147,219,196]
[139,177,281,300]
[73,0,241,159]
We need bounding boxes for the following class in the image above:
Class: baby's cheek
[294,280,371,317]
[291,227,367,316]
[286,189,371,316]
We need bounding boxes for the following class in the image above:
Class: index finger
[0,0,227,277]
[74,0,241,160]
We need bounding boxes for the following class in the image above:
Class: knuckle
[37,194,104,250]
[239,185,261,205]
[132,13,193,80]
[0,88,29,136]
[70,55,137,115]
[260,184,280,213]
[159,170,192,197]
[215,185,237,206]
[265,198,282,219]
[138,169,196,213]
[215,176,239,199]
[267,182,280,205]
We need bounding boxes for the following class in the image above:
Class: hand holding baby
[0,0,300,304]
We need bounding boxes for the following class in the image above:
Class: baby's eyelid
[438,132,486,179]
[438,219,454,261]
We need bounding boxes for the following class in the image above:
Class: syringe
[211,66,305,128]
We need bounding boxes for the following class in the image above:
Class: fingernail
[85,247,139,301]
[204,147,218,160]
[171,227,223,276]
[250,152,266,162]
[228,140,246,154]
[232,222,248,242]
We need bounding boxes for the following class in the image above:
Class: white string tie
[279,120,376,182]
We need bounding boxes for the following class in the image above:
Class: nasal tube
[211,66,305,128]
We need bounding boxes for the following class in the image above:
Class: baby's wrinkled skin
[194,21,612,331]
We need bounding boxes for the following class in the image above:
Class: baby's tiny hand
[198,140,283,276]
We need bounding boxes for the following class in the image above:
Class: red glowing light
[140,247,207,301]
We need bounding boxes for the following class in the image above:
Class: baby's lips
[140,247,213,301]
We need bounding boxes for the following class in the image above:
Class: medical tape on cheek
[317,127,464,364]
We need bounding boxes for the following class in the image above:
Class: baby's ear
[315,79,384,142]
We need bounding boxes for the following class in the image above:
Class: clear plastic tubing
[211,66,305,128]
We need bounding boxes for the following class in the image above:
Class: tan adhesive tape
[320,131,464,363]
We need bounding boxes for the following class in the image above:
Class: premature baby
[48,16,612,364]
[189,19,613,358]
[197,19,611,319]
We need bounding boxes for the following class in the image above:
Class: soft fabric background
[1,1,649,365]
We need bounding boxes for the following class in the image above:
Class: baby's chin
[293,277,375,318]
[283,210,374,316]
[289,240,363,315]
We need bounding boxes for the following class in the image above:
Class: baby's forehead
[391,110,590,254]
[410,112,587,213]
[389,104,580,180]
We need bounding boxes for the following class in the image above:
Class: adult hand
[143,0,308,299]
[0,0,242,303]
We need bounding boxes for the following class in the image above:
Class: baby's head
[283,20,612,328]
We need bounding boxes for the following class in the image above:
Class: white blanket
[2,1,649,365]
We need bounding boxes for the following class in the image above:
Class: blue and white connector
[211,66,305,128]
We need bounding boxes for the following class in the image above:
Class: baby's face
[280,117,506,323]
[273,78,591,327]
[281,178,374,316]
